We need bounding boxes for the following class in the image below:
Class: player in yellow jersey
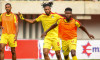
[41,7,94,60]
[0,3,18,60]
[18,2,62,60]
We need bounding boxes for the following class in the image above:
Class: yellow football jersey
[36,12,63,38]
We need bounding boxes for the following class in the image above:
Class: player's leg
[55,50,61,60]
[8,34,17,60]
[43,37,52,60]
[71,50,77,60]
[43,48,50,60]
[69,38,77,60]
[62,40,70,60]
[53,38,61,60]
[0,34,8,60]
[64,55,70,60]
[0,43,6,60]
[11,47,16,60]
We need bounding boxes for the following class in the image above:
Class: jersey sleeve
[35,14,42,22]
[14,14,18,23]
[0,14,2,22]
[57,18,62,25]
[75,20,81,27]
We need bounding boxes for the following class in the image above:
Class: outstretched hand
[18,12,25,20]
[88,34,95,40]
[14,35,17,41]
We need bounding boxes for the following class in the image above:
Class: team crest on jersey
[51,15,54,18]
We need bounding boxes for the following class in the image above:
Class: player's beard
[46,11,51,16]
[6,10,11,14]
[66,16,71,20]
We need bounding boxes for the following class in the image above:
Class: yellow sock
[72,56,77,60]
[65,57,70,60]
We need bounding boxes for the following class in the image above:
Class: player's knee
[11,50,16,55]
[55,51,61,58]
[43,52,48,57]
[71,50,76,57]
[64,55,68,59]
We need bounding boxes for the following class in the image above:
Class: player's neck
[66,18,71,22]
[46,14,50,16]
[46,12,51,16]
[6,12,11,15]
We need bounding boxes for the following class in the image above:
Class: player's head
[42,2,53,15]
[64,7,72,20]
[5,3,12,13]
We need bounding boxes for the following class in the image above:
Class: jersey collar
[43,12,53,16]
[64,17,73,23]
[5,12,12,16]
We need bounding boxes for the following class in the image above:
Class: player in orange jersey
[41,7,94,60]
[0,3,18,60]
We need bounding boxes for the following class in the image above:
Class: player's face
[64,11,72,20]
[5,5,12,13]
[44,6,51,15]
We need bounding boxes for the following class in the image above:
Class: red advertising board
[4,40,38,59]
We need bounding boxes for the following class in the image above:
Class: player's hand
[0,26,4,29]
[18,12,25,20]
[41,32,47,38]
[88,34,95,40]
[14,35,17,41]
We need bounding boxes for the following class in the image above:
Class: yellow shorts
[0,34,17,47]
[62,37,77,56]
[43,36,61,51]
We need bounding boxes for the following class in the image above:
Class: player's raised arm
[79,25,95,39]
[18,12,37,23]
[41,22,58,38]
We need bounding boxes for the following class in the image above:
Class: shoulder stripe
[14,14,18,23]
[75,20,81,25]
[55,12,63,17]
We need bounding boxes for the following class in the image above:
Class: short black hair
[42,2,53,8]
[5,3,11,7]
[65,7,72,11]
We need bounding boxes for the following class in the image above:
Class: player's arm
[18,12,37,24]
[15,22,18,41]
[41,22,58,38]
[24,19,37,24]
[0,14,1,26]
[79,25,94,39]
[0,22,3,29]
[0,26,3,29]
[14,15,19,41]
[76,20,95,39]
[0,14,3,29]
